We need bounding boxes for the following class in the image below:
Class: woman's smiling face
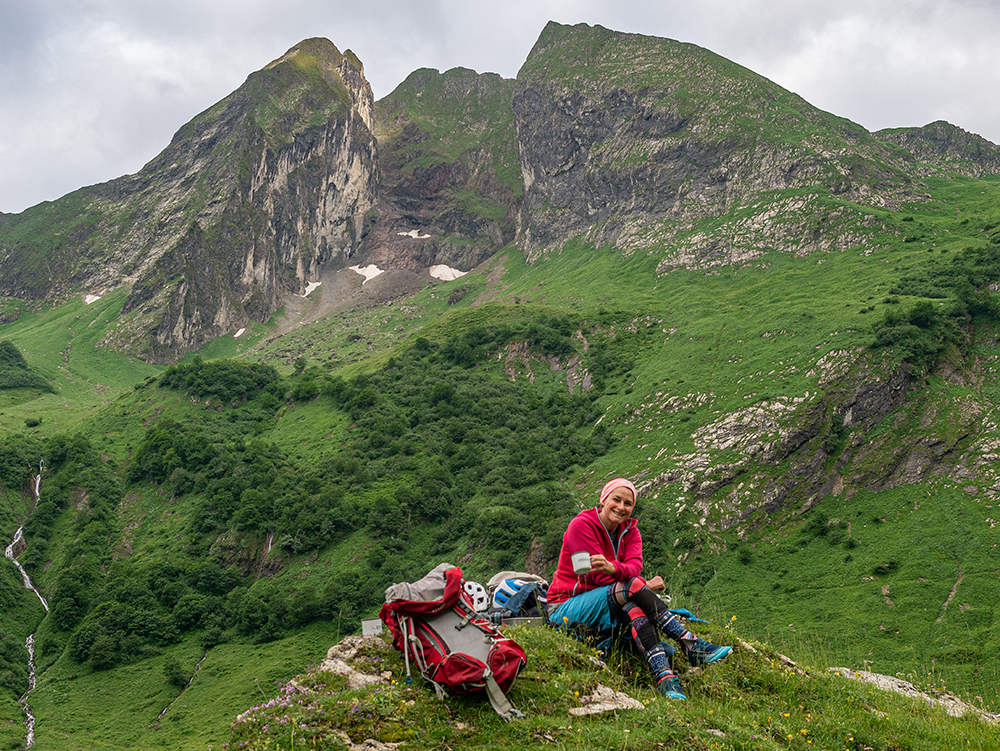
[598,486,635,532]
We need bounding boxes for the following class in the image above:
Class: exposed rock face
[510,23,950,265]
[113,39,379,360]
[874,121,1000,177]
[0,38,379,362]
[636,349,915,527]
[364,67,521,273]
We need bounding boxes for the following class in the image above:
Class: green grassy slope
[695,483,1000,705]
[30,625,335,751]
[228,622,1000,751]
[0,291,161,435]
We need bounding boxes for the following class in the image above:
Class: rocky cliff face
[363,67,521,273]
[510,23,963,267]
[109,38,379,360]
[0,38,379,361]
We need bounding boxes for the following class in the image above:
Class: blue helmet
[491,578,528,609]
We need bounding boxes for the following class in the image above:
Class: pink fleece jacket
[548,507,644,605]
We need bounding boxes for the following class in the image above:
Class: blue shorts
[548,586,617,633]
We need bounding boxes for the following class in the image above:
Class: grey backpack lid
[385,562,456,603]
[486,570,549,592]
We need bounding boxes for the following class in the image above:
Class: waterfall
[22,635,37,747]
[264,530,274,556]
[4,528,49,612]
[4,462,45,749]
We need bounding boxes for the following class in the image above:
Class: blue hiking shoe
[656,674,687,700]
[686,638,732,667]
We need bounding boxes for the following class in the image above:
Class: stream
[4,463,47,749]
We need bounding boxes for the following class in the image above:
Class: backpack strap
[430,680,445,701]
[484,671,525,721]
[400,616,413,683]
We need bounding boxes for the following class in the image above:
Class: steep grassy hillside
[29,625,335,750]
[0,292,160,434]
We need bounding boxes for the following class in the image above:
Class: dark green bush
[163,655,191,688]
[160,358,280,403]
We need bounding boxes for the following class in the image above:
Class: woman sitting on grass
[546,477,731,700]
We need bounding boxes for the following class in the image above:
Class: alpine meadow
[2,19,1000,750]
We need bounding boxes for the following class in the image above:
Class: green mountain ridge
[1,19,1000,750]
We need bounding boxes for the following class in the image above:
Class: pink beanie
[599,478,637,505]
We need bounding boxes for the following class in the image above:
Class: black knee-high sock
[620,601,660,653]
[620,602,675,684]
[610,578,697,649]
[656,610,696,648]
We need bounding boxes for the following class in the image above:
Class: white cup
[571,551,592,575]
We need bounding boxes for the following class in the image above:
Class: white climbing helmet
[463,580,489,612]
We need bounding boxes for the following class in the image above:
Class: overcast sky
[2,0,999,214]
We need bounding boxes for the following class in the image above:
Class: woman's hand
[590,554,617,575]
[646,575,665,592]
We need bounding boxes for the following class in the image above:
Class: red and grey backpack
[379,563,527,720]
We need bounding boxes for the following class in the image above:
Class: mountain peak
[264,37,364,88]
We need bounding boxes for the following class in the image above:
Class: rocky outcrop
[635,349,915,529]
[874,121,1000,177]
[829,667,1000,724]
[568,684,645,716]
